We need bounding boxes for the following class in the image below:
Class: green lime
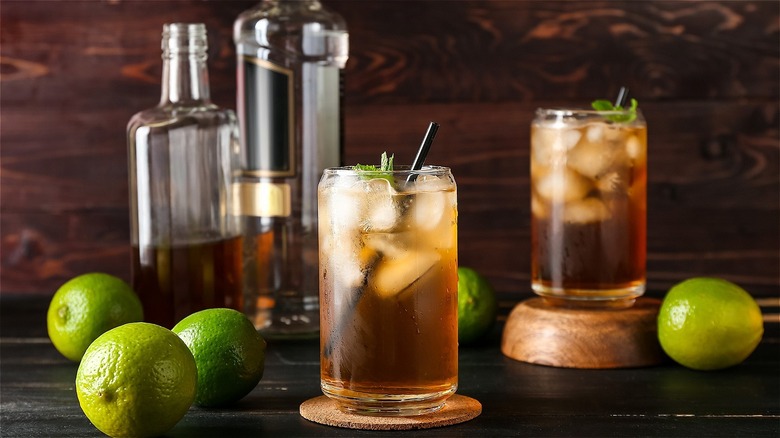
[457,266,498,345]
[172,308,266,407]
[658,277,764,371]
[76,322,197,438]
[47,273,144,361]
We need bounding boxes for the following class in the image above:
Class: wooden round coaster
[299,394,481,430]
[501,297,664,369]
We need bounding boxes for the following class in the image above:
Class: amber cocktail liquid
[531,109,647,306]
[318,166,458,416]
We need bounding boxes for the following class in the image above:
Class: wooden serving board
[501,297,664,369]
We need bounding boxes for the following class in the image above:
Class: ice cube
[535,167,591,203]
[414,173,451,190]
[412,191,445,229]
[604,125,624,142]
[567,139,618,179]
[427,219,456,250]
[362,178,398,232]
[532,127,582,167]
[328,235,379,292]
[365,177,395,193]
[531,193,548,219]
[328,188,363,232]
[558,129,583,150]
[564,198,610,223]
[363,232,407,258]
[410,185,457,248]
[371,250,441,299]
[625,135,644,161]
[585,123,606,143]
[429,194,457,250]
[595,171,626,194]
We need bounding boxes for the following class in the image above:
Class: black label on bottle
[242,56,295,177]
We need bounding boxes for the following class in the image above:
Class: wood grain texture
[336,1,780,103]
[501,298,664,369]
[1,1,778,299]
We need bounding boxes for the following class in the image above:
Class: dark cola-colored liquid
[320,257,458,396]
[531,211,646,292]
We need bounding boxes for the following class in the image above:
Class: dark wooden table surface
[1,294,778,438]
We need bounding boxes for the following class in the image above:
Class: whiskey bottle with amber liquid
[127,23,243,328]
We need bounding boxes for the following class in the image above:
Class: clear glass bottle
[234,1,348,339]
[127,23,242,329]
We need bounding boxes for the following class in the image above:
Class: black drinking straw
[407,121,439,183]
[614,86,630,108]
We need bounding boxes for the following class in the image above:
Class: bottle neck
[159,23,211,105]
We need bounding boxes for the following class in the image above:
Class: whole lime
[457,267,498,345]
[658,277,764,371]
[76,322,197,438]
[47,273,144,361]
[172,308,266,407]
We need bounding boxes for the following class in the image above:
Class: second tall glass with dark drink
[530,107,647,307]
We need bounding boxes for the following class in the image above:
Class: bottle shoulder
[234,3,349,66]
[128,105,237,133]
[234,1,348,54]
[235,2,347,32]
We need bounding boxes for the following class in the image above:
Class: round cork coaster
[299,395,482,430]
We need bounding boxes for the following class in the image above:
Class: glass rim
[323,165,451,175]
[535,107,643,116]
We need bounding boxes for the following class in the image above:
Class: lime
[76,322,197,438]
[172,308,266,407]
[457,267,498,345]
[47,273,143,361]
[658,277,764,371]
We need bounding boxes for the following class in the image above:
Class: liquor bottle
[234,1,348,338]
[127,23,243,328]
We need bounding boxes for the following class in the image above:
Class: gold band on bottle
[233,181,291,217]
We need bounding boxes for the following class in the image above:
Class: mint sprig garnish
[381,151,393,171]
[353,151,394,183]
[591,98,639,123]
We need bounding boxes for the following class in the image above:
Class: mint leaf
[628,98,638,112]
[591,100,615,111]
[353,163,379,172]
[591,98,639,123]
[353,151,395,183]
[380,151,394,172]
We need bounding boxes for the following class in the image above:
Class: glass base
[532,283,645,309]
[321,381,456,416]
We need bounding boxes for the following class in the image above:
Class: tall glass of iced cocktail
[318,165,458,415]
[531,107,647,307]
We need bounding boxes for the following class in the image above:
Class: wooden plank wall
[1,1,778,301]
